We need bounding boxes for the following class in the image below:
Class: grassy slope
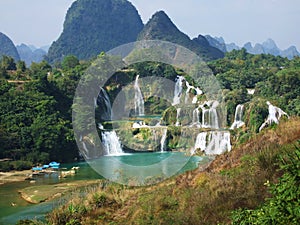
[31,117,300,225]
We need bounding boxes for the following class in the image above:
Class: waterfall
[194,131,231,155]
[185,82,192,104]
[173,76,184,105]
[160,128,168,152]
[101,129,123,156]
[192,87,203,104]
[230,104,245,129]
[97,88,112,121]
[194,132,207,151]
[185,80,203,104]
[175,108,181,126]
[259,101,289,132]
[95,89,123,156]
[134,75,144,116]
[191,107,201,127]
[173,75,203,105]
[200,101,219,129]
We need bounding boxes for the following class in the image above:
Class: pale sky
[0,0,299,51]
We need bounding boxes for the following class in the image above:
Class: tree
[16,60,26,72]
[1,55,16,70]
[61,55,80,70]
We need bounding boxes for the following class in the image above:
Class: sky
[0,0,299,51]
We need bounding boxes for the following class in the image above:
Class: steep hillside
[47,0,143,63]
[138,11,224,61]
[0,32,20,61]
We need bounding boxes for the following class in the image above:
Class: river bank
[19,180,102,204]
[0,170,32,185]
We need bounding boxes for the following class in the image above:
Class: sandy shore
[0,170,32,185]
[19,180,101,204]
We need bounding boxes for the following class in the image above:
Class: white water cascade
[173,75,203,105]
[230,104,245,129]
[160,128,168,152]
[184,79,203,104]
[173,76,184,105]
[191,107,201,127]
[200,101,219,129]
[96,88,124,156]
[134,75,145,116]
[101,128,123,156]
[259,101,289,132]
[194,131,231,155]
[194,132,207,153]
[175,108,181,126]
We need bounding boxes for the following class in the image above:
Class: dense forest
[0,47,299,224]
[1,49,299,169]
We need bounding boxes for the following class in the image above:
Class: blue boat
[42,165,50,169]
[32,167,43,171]
[49,162,60,169]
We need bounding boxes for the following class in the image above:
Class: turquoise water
[0,152,208,224]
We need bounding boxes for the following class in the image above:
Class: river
[0,152,209,224]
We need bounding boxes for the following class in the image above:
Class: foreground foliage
[17,118,300,225]
[231,143,300,225]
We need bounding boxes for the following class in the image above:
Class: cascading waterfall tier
[200,101,219,129]
[101,130,123,156]
[173,75,203,105]
[191,107,201,127]
[185,81,203,104]
[194,131,231,155]
[259,101,289,132]
[175,108,181,126]
[134,75,145,116]
[96,88,124,156]
[230,104,245,129]
[160,128,168,152]
[97,88,112,121]
[173,76,184,105]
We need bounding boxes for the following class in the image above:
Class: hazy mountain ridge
[16,44,47,66]
[0,32,20,61]
[206,35,300,59]
[1,0,299,62]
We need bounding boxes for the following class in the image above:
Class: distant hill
[205,35,227,52]
[47,0,144,63]
[241,38,300,59]
[138,11,224,61]
[0,32,20,61]
[206,35,299,59]
[16,44,47,66]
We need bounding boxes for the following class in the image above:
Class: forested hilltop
[46,0,223,63]
[46,0,144,63]
[0,50,299,170]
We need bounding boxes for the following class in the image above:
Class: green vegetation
[231,144,300,225]
[0,42,299,223]
[47,0,143,63]
[17,118,300,224]
[0,55,89,165]
[210,50,300,128]
[1,49,299,164]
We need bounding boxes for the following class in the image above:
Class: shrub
[231,142,300,224]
